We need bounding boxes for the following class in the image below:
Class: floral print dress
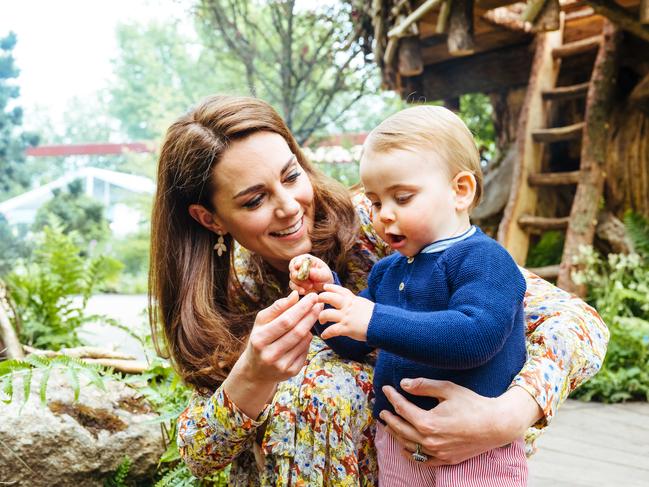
[177,193,609,485]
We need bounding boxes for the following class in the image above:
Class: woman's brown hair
[149,95,358,391]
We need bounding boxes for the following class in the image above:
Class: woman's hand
[379,379,543,466]
[288,254,333,294]
[223,290,322,418]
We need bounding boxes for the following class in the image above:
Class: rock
[0,369,165,486]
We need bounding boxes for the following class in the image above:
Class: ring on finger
[411,443,429,463]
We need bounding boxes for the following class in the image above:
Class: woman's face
[210,131,315,272]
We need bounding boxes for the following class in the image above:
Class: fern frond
[624,211,649,258]
[154,463,197,487]
[104,456,132,487]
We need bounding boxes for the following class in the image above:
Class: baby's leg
[435,439,528,487]
[375,422,436,486]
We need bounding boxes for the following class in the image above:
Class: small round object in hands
[411,443,429,463]
[296,257,312,281]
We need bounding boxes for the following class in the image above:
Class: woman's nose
[274,189,301,219]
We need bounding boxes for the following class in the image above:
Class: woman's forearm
[496,386,544,440]
[223,355,278,419]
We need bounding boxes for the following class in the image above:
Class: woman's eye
[285,171,301,183]
[243,194,264,209]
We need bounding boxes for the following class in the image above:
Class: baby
[290,106,528,486]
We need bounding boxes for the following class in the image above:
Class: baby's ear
[452,171,477,212]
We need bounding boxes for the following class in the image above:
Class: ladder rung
[518,216,570,232]
[552,35,603,59]
[532,122,585,143]
[527,264,560,280]
[542,82,590,101]
[528,171,581,186]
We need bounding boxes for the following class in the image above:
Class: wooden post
[0,283,23,360]
[448,0,475,56]
[558,21,622,294]
[531,0,561,32]
[398,37,424,76]
[641,0,649,25]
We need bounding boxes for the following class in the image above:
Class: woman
[150,95,609,486]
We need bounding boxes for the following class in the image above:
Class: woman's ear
[188,204,226,235]
[452,171,477,212]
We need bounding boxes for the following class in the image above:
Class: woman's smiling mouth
[270,217,303,237]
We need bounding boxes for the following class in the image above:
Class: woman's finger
[379,409,425,446]
[317,291,345,309]
[400,378,456,402]
[382,385,430,430]
[256,293,319,344]
[260,301,321,362]
[255,290,300,325]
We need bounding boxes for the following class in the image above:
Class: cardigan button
[407,257,414,264]
[399,282,405,291]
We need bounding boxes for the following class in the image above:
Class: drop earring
[214,232,227,257]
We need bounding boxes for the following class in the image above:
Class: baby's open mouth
[386,233,405,245]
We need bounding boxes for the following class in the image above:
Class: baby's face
[360,148,461,257]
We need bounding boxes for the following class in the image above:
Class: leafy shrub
[6,224,122,349]
[572,246,649,402]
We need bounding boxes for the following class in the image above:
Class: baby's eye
[395,193,413,204]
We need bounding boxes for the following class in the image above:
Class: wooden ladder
[498,16,621,294]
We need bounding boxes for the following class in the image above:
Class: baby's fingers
[320,323,345,340]
[318,291,345,309]
[318,307,341,325]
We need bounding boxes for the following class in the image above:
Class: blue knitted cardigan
[317,226,527,420]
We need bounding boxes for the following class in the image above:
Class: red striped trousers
[375,422,528,486]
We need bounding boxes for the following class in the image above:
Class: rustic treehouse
[353,0,649,294]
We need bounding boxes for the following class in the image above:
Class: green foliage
[104,456,132,487]
[154,463,228,487]
[106,228,150,294]
[459,93,496,163]
[0,215,31,276]
[7,224,122,349]
[624,211,649,258]
[0,32,39,200]
[315,161,360,188]
[33,180,111,248]
[572,246,649,402]
[525,231,565,268]
[109,21,232,141]
[0,354,109,406]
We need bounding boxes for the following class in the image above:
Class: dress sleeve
[177,385,272,478]
[512,268,609,435]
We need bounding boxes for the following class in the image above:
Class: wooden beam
[437,0,452,33]
[531,0,562,32]
[497,29,564,264]
[388,0,445,39]
[398,37,425,76]
[642,0,649,24]
[586,0,649,43]
[531,122,585,142]
[518,215,571,231]
[552,35,602,58]
[448,0,475,55]
[558,21,622,294]
[413,42,533,101]
[528,170,581,185]
[542,82,590,100]
[629,71,649,102]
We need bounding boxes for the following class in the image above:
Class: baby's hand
[289,254,333,295]
[317,284,374,342]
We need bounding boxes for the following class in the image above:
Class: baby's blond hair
[363,105,483,209]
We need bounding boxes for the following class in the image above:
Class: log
[585,0,649,43]
[388,0,445,39]
[0,283,23,360]
[437,0,452,33]
[531,122,585,142]
[531,0,561,33]
[518,215,571,231]
[558,21,622,294]
[448,0,475,55]
[82,358,148,374]
[23,345,137,360]
[522,0,548,24]
[552,35,602,58]
[642,0,649,25]
[398,37,424,76]
[542,82,590,100]
[596,211,634,254]
[526,264,560,279]
[528,170,581,186]
[629,72,649,103]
